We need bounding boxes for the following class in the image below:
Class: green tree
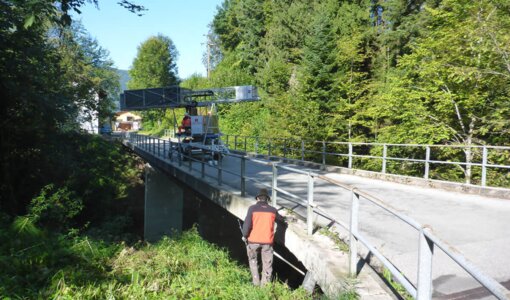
[128,34,180,133]
[128,34,179,89]
[365,0,510,183]
[0,1,123,215]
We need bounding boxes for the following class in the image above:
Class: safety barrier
[117,132,510,300]
[223,134,510,188]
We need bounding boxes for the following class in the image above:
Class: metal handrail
[223,134,510,188]
[119,132,510,300]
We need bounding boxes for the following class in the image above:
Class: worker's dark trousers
[246,243,273,286]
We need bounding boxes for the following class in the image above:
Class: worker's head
[255,188,270,202]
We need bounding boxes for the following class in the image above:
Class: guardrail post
[349,191,359,276]
[163,140,166,158]
[307,173,314,236]
[271,164,278,207]
[417,228,434,300]
[244,137,247,152]
[283,139,287,158]
[268,139,272,157]
[218,154,223,186]
[481,146,487,187]
[178,143,182,167]
[157,138,161,157]
[241,156,246,196]
[188,150,192,172]
[201,151,205,178]
[424,146,430,179]
[382,144,387,173]
[234,135,238,150]
[255,137,259,154]
[322,141,326,168]
[226,135,229,148]
[348,143,353,169]
[301,140,305,161]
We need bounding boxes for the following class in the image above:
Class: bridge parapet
[116,132,510,300]
[223,134,510,198]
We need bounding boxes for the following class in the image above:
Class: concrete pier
[144,164,183,242]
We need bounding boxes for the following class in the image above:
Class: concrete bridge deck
[124,136,510,299]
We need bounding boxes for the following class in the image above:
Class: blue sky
[72,0,224,79]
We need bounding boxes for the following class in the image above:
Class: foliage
[204,0,509,185]
[128,34,180,134]
[0,225,311,299]
[0,1,124,216]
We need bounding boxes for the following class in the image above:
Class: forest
[195,0,510,187]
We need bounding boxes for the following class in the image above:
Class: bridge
[116,132,510,299]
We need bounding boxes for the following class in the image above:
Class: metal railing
[118,132,510,300]
[223,134,510,188]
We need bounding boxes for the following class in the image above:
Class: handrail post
[268,139,272,158]
[301,140,305,161]
[382,144,387,173]
[481,146,487,187]
[322,141,326,169]
[271,164,278,207]
[218,153,223,186]
[349,191,359,276]
[255,137,259,155]
[424,146,430,179]
[307,173,315,236]
[178,143,182,167]
[226,135,229,148]
[188,149,192,172]
[244,137,247,152]
[348,143,353,169]
[158,138,161,157]
[234,135,238,150]
[241,156,246,196]
[417,228,434,300]
[201,151,205,178]
[283,139,287,159]
[163,140,166,158]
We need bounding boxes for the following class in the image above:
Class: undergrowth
[0,218,310,299]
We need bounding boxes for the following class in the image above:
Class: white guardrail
[117,132,510,300]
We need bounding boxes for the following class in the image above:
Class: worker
[242,188,284,286]
[178,112,191,135]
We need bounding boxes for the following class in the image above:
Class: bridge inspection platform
[118,133,510,300]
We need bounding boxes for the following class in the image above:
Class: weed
[382,268,413,300]
[318,227,349,253]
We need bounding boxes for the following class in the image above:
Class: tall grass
[0,220,310,299]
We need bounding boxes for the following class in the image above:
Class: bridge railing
[223,134,510,188]
[118,132,510,300]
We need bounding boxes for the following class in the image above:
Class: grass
[382,268,413,300]
[0,220,311,299]
[318,227,350,253]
